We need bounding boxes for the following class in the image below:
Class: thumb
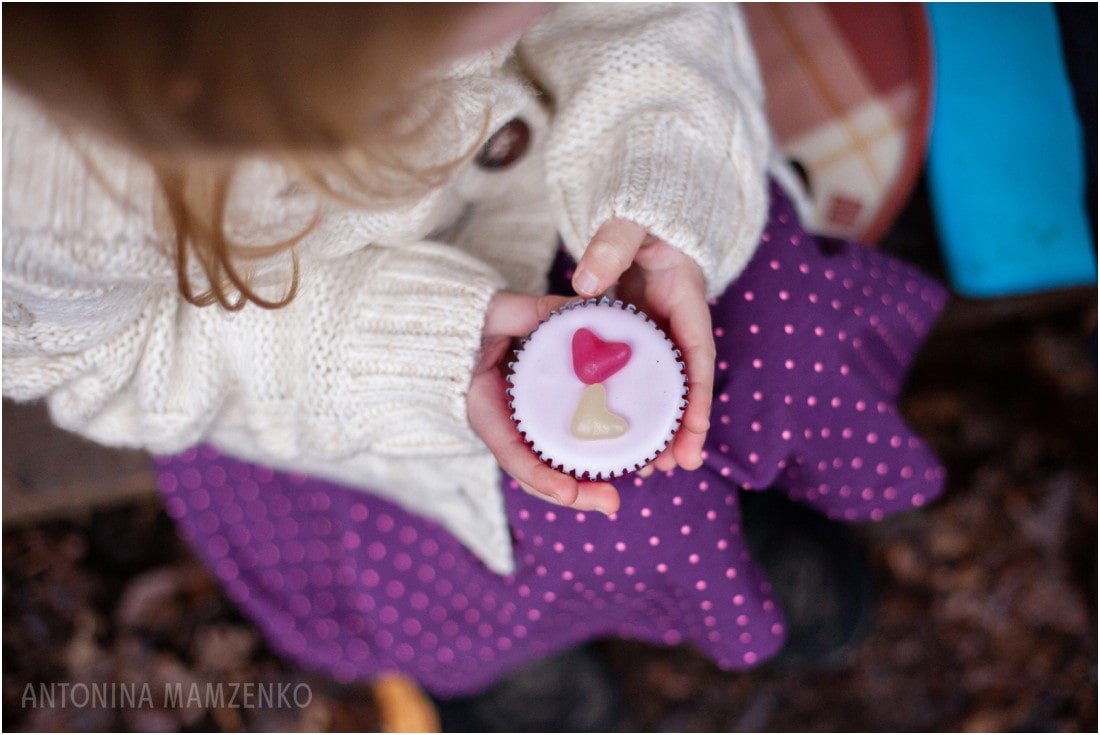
[572,218,650,297]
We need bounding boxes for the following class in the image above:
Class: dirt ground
[3,183,1097,732]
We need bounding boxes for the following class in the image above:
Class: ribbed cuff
[565,113,769,300]
[329,243,505,456]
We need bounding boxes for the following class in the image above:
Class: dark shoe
[740,489,875,668]
[433,645,624,733]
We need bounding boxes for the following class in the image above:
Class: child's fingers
[669,310,713,471]
[515,478,621,516]
[672,420,708,472]
[483,292,574,341]
[468,366,572,498]
[661,276,714,472]
[627,239,714,472]
[467,347,620,515]
[652,447,678,473]
[572,218,650,297]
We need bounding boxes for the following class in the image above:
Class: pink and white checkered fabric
[746,3,933,243]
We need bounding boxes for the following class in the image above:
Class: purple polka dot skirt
[154,184,949,697]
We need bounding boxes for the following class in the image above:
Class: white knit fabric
[3,3,786,574]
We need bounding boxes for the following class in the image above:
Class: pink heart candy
[572,328,632,384]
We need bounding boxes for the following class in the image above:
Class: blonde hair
[3,4,498,310]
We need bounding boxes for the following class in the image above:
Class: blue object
[926,3,1096,298]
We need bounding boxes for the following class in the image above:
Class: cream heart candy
[570,383,628,440]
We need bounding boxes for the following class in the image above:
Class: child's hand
[572,219,714,474]
[468,292,622,515]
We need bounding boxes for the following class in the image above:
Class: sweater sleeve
[518,2,773,298]
[3,238,504,464]
[1,92,505,465]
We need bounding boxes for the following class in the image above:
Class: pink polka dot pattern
[153,183,947,698]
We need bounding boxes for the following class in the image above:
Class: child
[3,3,947,728]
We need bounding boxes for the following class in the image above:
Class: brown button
[475,118,530,170]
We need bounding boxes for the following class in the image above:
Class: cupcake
[506,298,688,481]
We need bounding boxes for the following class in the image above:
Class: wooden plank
[2,399,156,525]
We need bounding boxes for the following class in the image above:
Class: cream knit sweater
[3,4,796,574]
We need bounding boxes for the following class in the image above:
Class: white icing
[507,300,687,480]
